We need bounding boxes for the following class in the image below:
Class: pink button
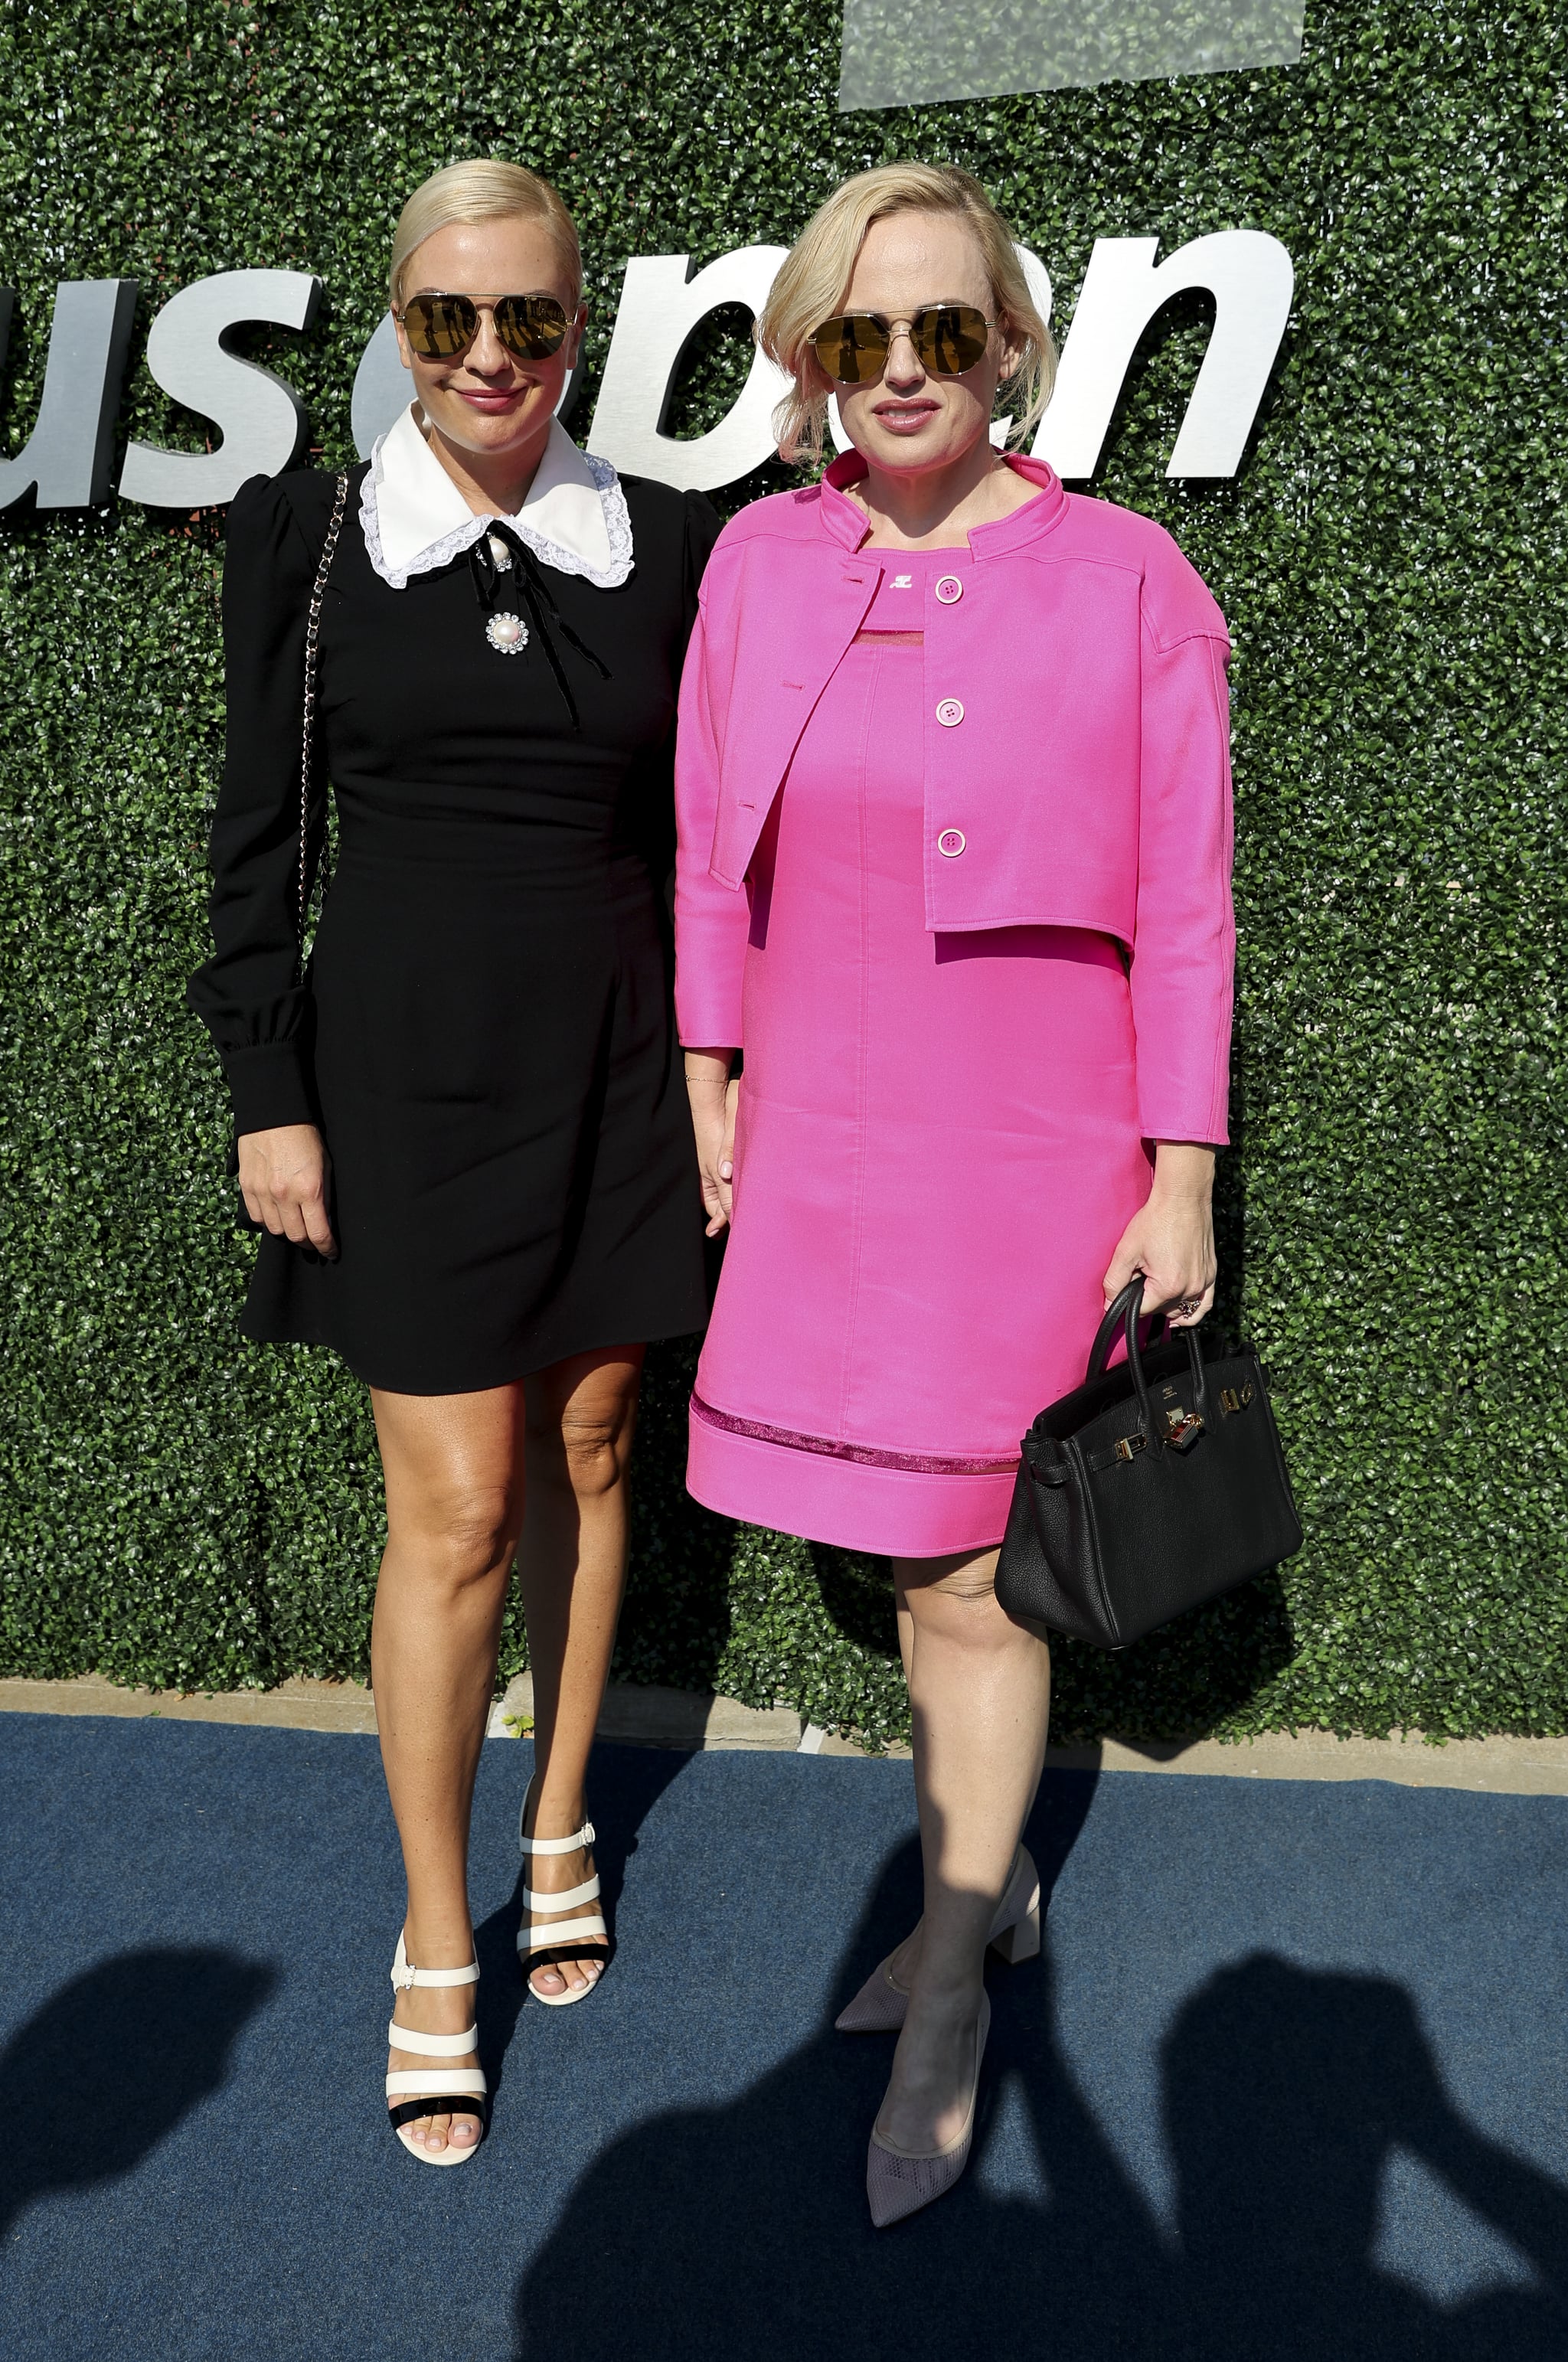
[937,828,966,858]
[935,575,963,604]
[936,697,964,727]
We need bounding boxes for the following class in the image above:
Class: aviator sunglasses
[396,290,571,363]
[811,302,995,386]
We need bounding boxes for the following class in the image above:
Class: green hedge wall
[0,0,1563,1743]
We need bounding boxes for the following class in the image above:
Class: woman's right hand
[236,1124,336,1255]
[684,1051,739,1237]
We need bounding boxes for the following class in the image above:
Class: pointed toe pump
[517,1774,610,2006]
[866,1993,991,2229]
[384,1936,488,2166]
[836,1845,1040,2034]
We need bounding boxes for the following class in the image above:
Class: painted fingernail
[719,1160,733,1179]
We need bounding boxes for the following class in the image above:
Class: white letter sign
[0,280,139,510]
[587,248,792,492]
[1037,230,1294,479]
[119,270,322,508]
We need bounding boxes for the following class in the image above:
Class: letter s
[119,270,322,508]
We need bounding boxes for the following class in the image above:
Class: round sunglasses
[396,290,571,364]
[811,302,995,387]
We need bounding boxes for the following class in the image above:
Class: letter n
[1036,232,1293,480]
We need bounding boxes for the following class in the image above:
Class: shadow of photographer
[509,1772,1568,2362]
[0,1945,275,2248]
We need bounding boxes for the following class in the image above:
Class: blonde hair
[757,162,1055,465]
[389,159,583,309]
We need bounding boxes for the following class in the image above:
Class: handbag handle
[1086,1280,1161,1382]
[1088,1279,1209,1449]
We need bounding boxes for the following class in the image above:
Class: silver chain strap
[296,470,349,946]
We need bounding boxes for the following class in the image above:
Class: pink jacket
[675,452,1236,1144]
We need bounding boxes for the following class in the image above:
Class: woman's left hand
[1102,1142,1217,1328]
[684,1050,740,1238]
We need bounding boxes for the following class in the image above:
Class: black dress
[189,461,717,1394]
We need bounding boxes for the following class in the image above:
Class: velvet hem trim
[690,1392,1020,1476]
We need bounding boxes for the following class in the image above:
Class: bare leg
[372,1384,526,2156]
[514,1346,644,1998]
[876,1547,1052,2154]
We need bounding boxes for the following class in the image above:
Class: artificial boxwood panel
[0,0,1563,1741]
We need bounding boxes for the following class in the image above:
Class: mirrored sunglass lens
[916,305,990,375]
[495,296,568,358]
[405,294,478,357]
[815,315,890,384]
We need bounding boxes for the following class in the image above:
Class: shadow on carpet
[517,1876,1568,2362]
[0,1716,1563,2362]
[0,1947,274,2243]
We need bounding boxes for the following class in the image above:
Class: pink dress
[687,544,1155,1557]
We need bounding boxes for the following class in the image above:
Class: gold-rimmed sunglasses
[811,302,995,386]
[396,291,571,363]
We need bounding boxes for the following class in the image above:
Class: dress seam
[838,648,876,1436]
[691,1393,1019,1475]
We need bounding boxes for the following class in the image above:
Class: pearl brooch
[485,613,529,655]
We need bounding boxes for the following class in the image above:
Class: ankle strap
[390,1934,480,1992]
[518,1770,596,1855]
[518,1811,595,1856]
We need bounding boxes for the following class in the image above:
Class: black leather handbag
[994,1279,1302,1650]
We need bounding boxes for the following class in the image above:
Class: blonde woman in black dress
[190,161,716,2163]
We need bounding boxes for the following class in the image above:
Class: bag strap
[1089,1278,1210,1449]
[296,469,350,946]
[1086,1280,1159,1380]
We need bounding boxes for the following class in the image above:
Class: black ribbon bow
[469,521,610,730]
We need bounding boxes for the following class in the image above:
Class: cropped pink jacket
[674,451,1236,1145]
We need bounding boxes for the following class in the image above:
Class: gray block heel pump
[384,1935,487,2166]
[835,1844,1040,2032]
[866,1993,991,2228]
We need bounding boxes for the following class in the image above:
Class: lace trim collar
[361,405,634,591]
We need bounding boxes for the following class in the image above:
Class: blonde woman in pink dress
[676,163,1234,2226]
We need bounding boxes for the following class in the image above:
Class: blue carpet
[0,1714,1565,2360]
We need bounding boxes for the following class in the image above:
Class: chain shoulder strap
[296,470,350,944]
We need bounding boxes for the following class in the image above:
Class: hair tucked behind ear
[756,162,1055,465]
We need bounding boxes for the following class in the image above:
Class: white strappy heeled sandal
[517,1773,609,2006]
[384,1934,488,2165]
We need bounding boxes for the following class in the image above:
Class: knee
[926,1575,1004,1638]
[903,1557,1012,1643]
[390,1478,519,1590]
[556,1406,632,1501]
[528,1368,638,1501]
[931,1565,999,1607]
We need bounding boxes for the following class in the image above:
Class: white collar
[360,405,633,591]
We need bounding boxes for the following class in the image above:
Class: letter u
[0,281,139,511]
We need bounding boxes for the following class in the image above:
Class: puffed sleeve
[673,570,750,1051]
[1129,577,1236,1146]
[187,472,328,1135]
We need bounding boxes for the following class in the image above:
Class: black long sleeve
[188,469,341,1134]
[681,487,722,635]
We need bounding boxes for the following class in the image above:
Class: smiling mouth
[874,401,939,430]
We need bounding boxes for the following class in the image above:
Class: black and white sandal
[385,1934,488,2165]
[517,1774,610,2006]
